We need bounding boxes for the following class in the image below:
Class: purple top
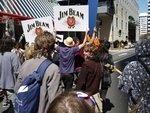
[56,46,79,74]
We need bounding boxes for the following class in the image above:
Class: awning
[0,0,60,19]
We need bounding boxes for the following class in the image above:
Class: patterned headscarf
[135,38,150,58]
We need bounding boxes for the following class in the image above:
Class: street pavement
[0,47,131,113]
[109,47,131,53]
[109,47,135,56]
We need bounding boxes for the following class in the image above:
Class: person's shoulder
[106,53,112,58]
[127,61,139,66]
[83,59,95,65]
[82,60,89,64]
[49,63,59,69]
[46,60,60,71]
[72,46,79,50]
[56,45,62,50]
[124,60,139,70]
[45,63,60,77]
[6,52,18,57]
[102,53,112,61]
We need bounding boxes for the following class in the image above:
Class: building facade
[0,0,139,43]
[40,0,57,3]
[110,0,139,43]
[148,0,150,33]
[139,13,148,35]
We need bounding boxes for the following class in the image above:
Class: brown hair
[84,44,99,57]
[32,31,55,59]
[47,90,95,113]
[73,37,80,44]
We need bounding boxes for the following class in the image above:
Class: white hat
[64,37,75,47]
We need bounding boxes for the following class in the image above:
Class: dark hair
[0,36,14,55]
[73,37,80,44]
[15,42,22,49]
[32,31,55,59]
[47,90,95,113]
[98,41,110,58]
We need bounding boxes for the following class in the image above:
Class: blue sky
[136,0,148,13]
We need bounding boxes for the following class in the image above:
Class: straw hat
[64,37,75,47]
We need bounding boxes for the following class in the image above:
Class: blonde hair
[32,31,55,59]
[47,90,95,113]
[24,43,34,60]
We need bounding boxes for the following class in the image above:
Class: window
[121,20,123,29]
[116,4,118,14]
[125,22,127,30]
[121,8,123,17]
[116,17,118,27]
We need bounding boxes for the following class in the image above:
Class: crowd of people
[0,26,150,113]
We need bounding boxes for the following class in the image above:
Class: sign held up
[21,16,53,44]
[54,5,89,32]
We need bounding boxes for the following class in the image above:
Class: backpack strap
[36,59,52,78]
[135,59,150,105]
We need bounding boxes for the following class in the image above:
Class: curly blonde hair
[32,31,55,59]
[84,44,99,57]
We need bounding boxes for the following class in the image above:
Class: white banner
[54,5,89,32]
[56,34,64,42]
[21,16,53,44]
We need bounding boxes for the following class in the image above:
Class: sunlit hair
[32,31,55,59]
[47,90,95,113]
[84,44,99,57]
[0,36,14,55]
[24,43,34,60]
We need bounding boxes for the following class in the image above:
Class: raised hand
[86,28,90,34]
[94,27,97,33]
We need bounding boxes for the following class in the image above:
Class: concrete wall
[99,16,112,41]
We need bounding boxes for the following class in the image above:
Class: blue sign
[88,0,98,35]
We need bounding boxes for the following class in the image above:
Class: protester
[11,41,25,64]
[0,36,21,112]
[118,38,150,112]
[73,27,97,84]
[47,90,96,113]
[14,31,63,113]
[24,42,60,67]
[75,44,103,95]
[73,37,85,72]
[54,28,89,90]
[98,41,114,102]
